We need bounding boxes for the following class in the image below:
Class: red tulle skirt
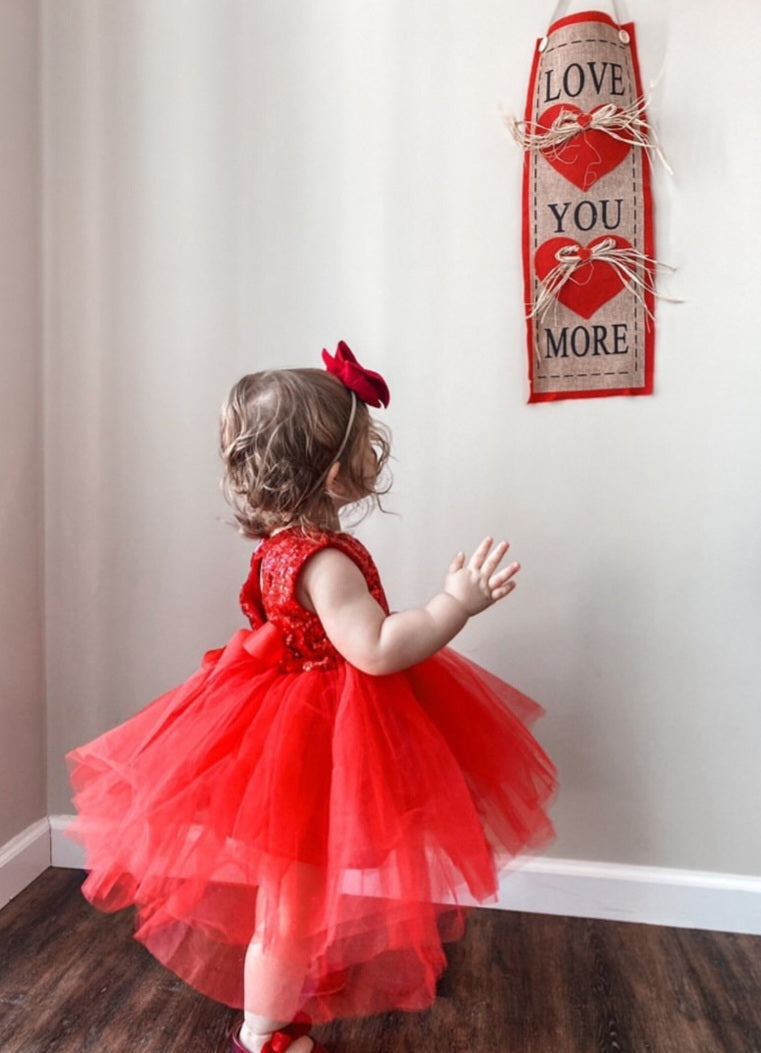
[67,625,556,1022]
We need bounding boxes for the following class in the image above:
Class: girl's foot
[267,1039,321,1053]
[232,1036,314,1053]
[232,1017,328,1053]
[233,1034,325,1053]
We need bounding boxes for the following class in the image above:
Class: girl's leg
[240,942,309,1049]
[238,865,323,1053]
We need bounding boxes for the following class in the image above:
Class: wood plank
[1,869,760,1052]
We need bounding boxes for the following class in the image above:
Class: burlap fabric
[520,12,655,401]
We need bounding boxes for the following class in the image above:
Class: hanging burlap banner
[511,8,659,401]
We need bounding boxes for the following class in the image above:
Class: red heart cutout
[534,236,630,319]
[536,104,631,190]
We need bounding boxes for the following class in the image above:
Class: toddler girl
[68,342,556,1053]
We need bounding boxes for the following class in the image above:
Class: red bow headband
[322,341,390,408]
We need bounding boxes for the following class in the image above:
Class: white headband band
[331,390,358,467]
[296,390,358,510]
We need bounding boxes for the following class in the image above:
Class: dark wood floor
[1,869,760,1053]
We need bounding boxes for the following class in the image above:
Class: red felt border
[549,11,619,33]
[522,18,655,403]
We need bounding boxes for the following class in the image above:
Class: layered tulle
[67,624,555,1022]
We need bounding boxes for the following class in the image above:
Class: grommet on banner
[619,28,631,44]
[538,36,548,52]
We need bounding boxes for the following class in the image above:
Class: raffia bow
[505,97,672,173]
[529,237,677,327]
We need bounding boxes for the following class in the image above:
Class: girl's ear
[325,461,342,496]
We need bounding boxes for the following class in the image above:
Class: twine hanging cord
[529,237,680,327]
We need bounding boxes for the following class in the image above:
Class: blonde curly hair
[220,369,391,539]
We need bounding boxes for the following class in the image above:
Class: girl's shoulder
[242,526,387,619]
[256,526,374,579]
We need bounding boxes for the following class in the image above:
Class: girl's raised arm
[299,538,520,676]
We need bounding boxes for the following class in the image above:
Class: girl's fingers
[482,540,509,577]
[491,580,517,600]
[465,538,519,601]
[489,562,520,590]
[468,537,493,571]
[491,560,520,582]
[448,551,466,574]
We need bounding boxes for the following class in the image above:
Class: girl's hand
[301,537,520,676]
[444,537,520,616]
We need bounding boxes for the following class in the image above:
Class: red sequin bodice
[239,528,389,672]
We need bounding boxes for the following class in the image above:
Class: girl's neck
[270,510,342,537]
[324,509,342,532]
[309,502,342,533]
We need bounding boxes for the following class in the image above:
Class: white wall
[0,2,45,845]
[42,0,761,878]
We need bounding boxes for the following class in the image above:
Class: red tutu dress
[67,528,556,1022]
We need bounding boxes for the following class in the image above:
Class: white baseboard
[49,814,86,869]
[0,818,51,910]
[487,856,761,936]
[13,815,761,937]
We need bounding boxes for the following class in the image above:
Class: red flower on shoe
[268,1033,293,1053]
[321,341,390,408]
